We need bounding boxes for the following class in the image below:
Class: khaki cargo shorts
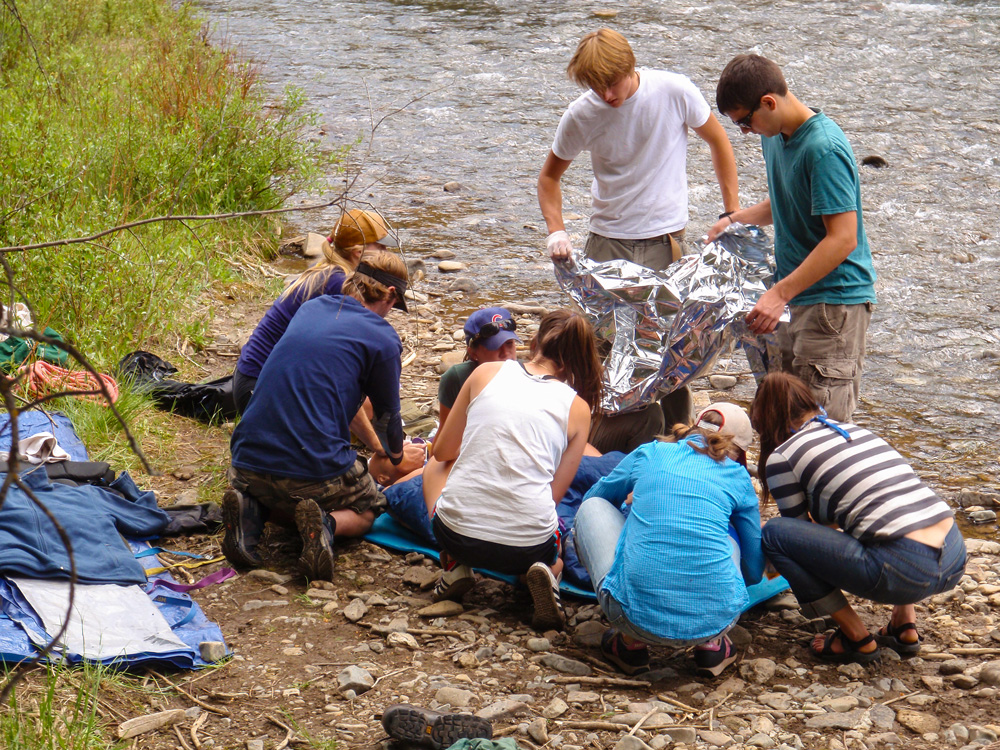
[584,230,686,271]
[779,302,873,422]
[228,458,387,520]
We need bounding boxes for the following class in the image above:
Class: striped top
[766,419,953,542]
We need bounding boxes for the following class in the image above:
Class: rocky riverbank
[129,242,1000,750]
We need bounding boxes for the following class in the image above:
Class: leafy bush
[0,0,326,364]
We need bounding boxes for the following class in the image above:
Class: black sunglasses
[733,98,762,129]
[472,318,516,341]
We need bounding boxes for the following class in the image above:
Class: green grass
[1,663,124,750]
[0,0,329,369]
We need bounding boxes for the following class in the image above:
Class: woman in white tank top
[422,310,602,631]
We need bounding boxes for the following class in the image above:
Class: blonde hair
[281,239,355,302]
[661,423,737,463]
[342,250,407,306]
[567,28,636,92]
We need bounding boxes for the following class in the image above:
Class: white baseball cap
[694,402,754,451]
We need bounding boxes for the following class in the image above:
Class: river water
[198,0,999,497]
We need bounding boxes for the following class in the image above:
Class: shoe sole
[526,564,565,632]
[220,490,262,569]
[295,500,335,582]
[695,651,738,678]
[600,648,651,676]
[382,705,492,749]
[874,634,921,656]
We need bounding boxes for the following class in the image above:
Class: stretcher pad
[364,513,789,608]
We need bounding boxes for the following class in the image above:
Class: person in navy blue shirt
[223,250,409,582]
[233,208,400,454]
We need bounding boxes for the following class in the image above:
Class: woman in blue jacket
[575,403,763,677]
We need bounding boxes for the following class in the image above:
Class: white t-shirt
[551,68,711,238]
[435,361,576,547]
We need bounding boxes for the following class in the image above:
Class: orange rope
[18,360,119,404]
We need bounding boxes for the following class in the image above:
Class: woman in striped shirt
[751,373,966,664]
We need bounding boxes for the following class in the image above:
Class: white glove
[546,230,574,261]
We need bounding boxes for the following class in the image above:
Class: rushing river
[198,0,999,497]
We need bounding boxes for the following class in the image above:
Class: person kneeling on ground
[574,402,763,677]
[437,307,520,436]
[422,309,603,631]
[233,208,401,459]
[221,251,409,581]
[751,372,966,664]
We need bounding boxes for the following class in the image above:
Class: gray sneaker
[220,489,265,569]
[526,562,565,631]
[382,704,492,749]
[295,498,336,582]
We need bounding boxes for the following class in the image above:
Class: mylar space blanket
[554,224,784,414]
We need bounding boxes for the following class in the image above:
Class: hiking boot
[432,562,475,603]
[694,635,738,677]
[526,561,565,631]
[220,489,265,569]
[600,629,651,676]
[382,704,492,749]
[294,499,336,582]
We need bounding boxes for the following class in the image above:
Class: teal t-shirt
[761,112,876,306]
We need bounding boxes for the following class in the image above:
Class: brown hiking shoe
[294,499,335,582]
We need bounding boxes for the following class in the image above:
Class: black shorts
[432,515,559,575]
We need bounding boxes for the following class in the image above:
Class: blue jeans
[574,496,736,646]
[761,516,967,618]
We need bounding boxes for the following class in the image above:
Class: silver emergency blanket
[554,224,783,414]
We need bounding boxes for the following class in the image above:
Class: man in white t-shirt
[537,28,741,453]
[538,28,739,268]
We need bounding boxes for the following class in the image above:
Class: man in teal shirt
[707,54,876,421]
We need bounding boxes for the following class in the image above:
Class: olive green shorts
[779,302,873,422]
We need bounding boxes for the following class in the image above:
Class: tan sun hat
[330,209,398,249]
[694,402,754,451]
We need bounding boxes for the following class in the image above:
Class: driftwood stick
[949,647,1000,655]
[149,670,230,716]
[547,675,650,688]
[555,720,707,733]
[718,708,825,717]
[117,709,187,739]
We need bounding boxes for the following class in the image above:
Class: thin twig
[174,724,195,750]
[190,710,208,749]
[627,707,659,737]
[267,714,295,750]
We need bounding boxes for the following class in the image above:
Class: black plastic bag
[118,351,238,424]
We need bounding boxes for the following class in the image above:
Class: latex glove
[546,230,574,261]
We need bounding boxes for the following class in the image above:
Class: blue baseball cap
[463,307,521,350]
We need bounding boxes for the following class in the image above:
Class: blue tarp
[0,410,227,669]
